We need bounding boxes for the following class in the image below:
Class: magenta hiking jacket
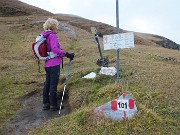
[42,30,66,68]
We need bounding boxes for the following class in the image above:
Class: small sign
[111,99,135,111]
[99,67,117,76]
[117,99,134,110]
[103,32,134,50]
[117,99,129,110]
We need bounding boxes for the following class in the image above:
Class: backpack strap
[62,57,63,69]
[37,60,41,73]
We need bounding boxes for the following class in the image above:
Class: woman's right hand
[65,52,75,61]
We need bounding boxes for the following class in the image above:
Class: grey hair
[43,18,59,30]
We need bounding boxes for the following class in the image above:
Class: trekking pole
[91,27,108,67]
[59,60,71,115]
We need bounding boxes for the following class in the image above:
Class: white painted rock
[94,93,138,120]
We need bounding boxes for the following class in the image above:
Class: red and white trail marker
[94,93,138,121]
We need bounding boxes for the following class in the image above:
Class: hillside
[56,14,180,50]
[0,1,180,135]
[1,0,179,50]
[0,0,53,16]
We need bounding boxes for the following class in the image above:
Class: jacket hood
[41,30,54,37]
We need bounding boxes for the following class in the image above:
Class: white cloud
[133,20,152,32]
[50,0,71,13]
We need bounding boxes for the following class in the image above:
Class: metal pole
[116,0,120,85]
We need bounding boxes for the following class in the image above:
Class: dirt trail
[6,90,70,135]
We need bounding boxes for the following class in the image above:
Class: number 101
[118,102,128,109]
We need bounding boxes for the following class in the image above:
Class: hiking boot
[43,103,50,110]
[50,104,64,111]
[50,105,59,111]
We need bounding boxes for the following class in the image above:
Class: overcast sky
[19,0,180,44]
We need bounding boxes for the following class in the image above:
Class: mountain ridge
[0,0,53,16]
[1,0,179,50]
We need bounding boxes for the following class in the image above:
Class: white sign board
[103,32,134,50]
[99,67,117,76]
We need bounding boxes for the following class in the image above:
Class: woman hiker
[42,18,74,111]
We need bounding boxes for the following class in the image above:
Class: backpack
[32,34,58,61]
[32,34,58,72]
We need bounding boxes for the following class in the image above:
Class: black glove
[65,52,75,61]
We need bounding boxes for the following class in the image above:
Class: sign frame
[103,32,134,50]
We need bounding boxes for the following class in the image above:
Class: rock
[94,93,138,121]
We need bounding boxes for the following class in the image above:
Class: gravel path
[6,90,70,135]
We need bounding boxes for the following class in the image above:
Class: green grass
[0,16,180,135]
[29,57,180,134]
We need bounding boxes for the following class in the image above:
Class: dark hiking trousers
[43,65,60,106]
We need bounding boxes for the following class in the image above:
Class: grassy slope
[0,0,53,16]
[0,16,179,134]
